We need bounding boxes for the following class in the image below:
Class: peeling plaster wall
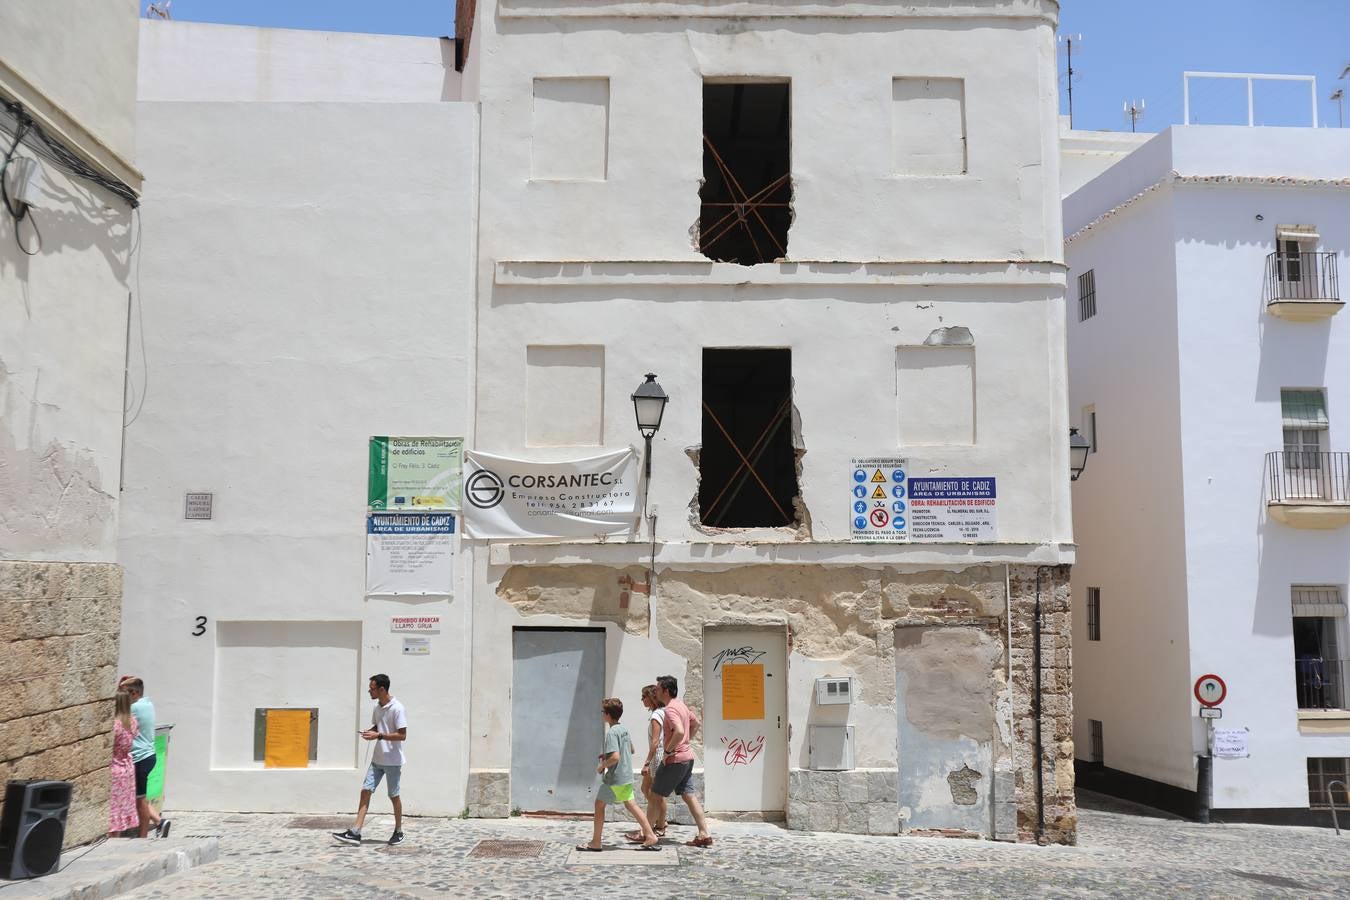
[475,561,1075,842]
[468,0,1075,844]
[0,161,131,563]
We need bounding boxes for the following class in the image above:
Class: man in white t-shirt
[333,674,408,846]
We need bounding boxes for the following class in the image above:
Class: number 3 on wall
[192,616,207,637]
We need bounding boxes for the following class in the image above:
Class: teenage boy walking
[333,674,408,846]
[650,675,713,848]
[577,698,660,852]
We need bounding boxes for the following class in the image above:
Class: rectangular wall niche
[700,82,791,265]
[699,348,799,528]
[532,77,609,180]
[897,346,975,445]
[211,620,361,769]
[892,77,967,175]
[527,345,605,446]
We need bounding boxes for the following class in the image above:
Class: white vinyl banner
[462,448,638,539]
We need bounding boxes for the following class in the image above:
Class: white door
[702,626,787,813]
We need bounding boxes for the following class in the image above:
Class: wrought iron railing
[1296,657,1349,710]
[1266,251,1339,303]
[1265,451,1350,503]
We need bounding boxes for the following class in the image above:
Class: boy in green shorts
[577,698,661,852]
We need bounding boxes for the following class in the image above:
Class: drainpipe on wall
[1033,565,1051,844]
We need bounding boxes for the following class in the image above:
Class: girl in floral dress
[109,690,139,835]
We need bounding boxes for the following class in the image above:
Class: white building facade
[462,0,1076,842]
[1066,123,1350,823]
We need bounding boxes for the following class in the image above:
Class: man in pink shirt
[647,674,713,847]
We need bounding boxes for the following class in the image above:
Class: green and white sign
[368,436,463,510]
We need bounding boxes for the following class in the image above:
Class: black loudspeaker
[0,780,72,880]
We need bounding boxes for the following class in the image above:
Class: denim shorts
[651,760,693,798]
[362,763,402,798]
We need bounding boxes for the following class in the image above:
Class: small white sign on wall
[1213,727,1250,759]
[391,616,441,634]
[401,637,431,656]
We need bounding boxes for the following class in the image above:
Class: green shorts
[599,782,635,804]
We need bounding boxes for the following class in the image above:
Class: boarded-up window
[532,78,609,180]
[700,82,791,265]
[897,346,975,445]
[892,77,967,175]
[700,349,798,527]
[526,346,605,446]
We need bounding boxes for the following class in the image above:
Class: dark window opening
[1308,757,1349,808]
[699,349,798,528]
[700,82,791,265]
[1088,719,1104,764]
[1087,587,1101,642]
[1294,615,1345,710]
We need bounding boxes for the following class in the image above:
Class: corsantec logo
[507,472,617,489]
[465,469,505,509]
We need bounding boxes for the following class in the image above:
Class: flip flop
[575,845,603,852]
[685,836,713,848]
[636,844,662,852]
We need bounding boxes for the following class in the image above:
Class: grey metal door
[511,628,605,812]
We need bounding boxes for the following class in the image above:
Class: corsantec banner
[462,448,637,539]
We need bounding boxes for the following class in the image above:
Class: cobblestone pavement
[126,792,1348,898]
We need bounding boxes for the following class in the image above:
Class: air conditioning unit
[815,676,854,705]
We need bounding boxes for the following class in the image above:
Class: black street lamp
[631,373,669,479]
[1070,428,1090,481]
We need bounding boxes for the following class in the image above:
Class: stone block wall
[0,561,123,847]
[787,768,899,835]
[1008,564,1075,844]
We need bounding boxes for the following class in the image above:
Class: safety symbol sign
[850,458,908,543]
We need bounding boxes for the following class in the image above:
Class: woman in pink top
[108,690,139,836]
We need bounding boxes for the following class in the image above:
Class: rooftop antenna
[145,1,171,19]
[1058,34,1084,128]
[1123,98,1146,133]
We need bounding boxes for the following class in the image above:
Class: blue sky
[160,0,1350,133]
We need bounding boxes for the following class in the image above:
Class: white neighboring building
[118,20,476,816]
[1066,122,1350,823]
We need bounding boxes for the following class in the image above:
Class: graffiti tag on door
[721,735,766,767]
[712,646,766,674]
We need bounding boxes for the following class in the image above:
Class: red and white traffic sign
[1194,673,1226,708]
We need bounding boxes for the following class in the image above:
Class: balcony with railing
[1264,451,1350,528]
[1266,251,1342,320]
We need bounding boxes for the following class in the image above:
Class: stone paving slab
[120,793,1350,899]
[563,844,677,865]
[0,834,218,900]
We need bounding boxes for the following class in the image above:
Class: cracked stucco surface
[0,429,115,556]
[895,626,1002,744]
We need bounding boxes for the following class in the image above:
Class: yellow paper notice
[264,708,311,769]
[722,664,765,720]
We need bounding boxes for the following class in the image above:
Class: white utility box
[815,676,854,705]
[808,724,855,771]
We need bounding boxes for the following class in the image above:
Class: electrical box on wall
[815,676,854,705]
[808,725,855,771]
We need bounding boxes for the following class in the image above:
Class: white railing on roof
[1182,71,1319,127]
